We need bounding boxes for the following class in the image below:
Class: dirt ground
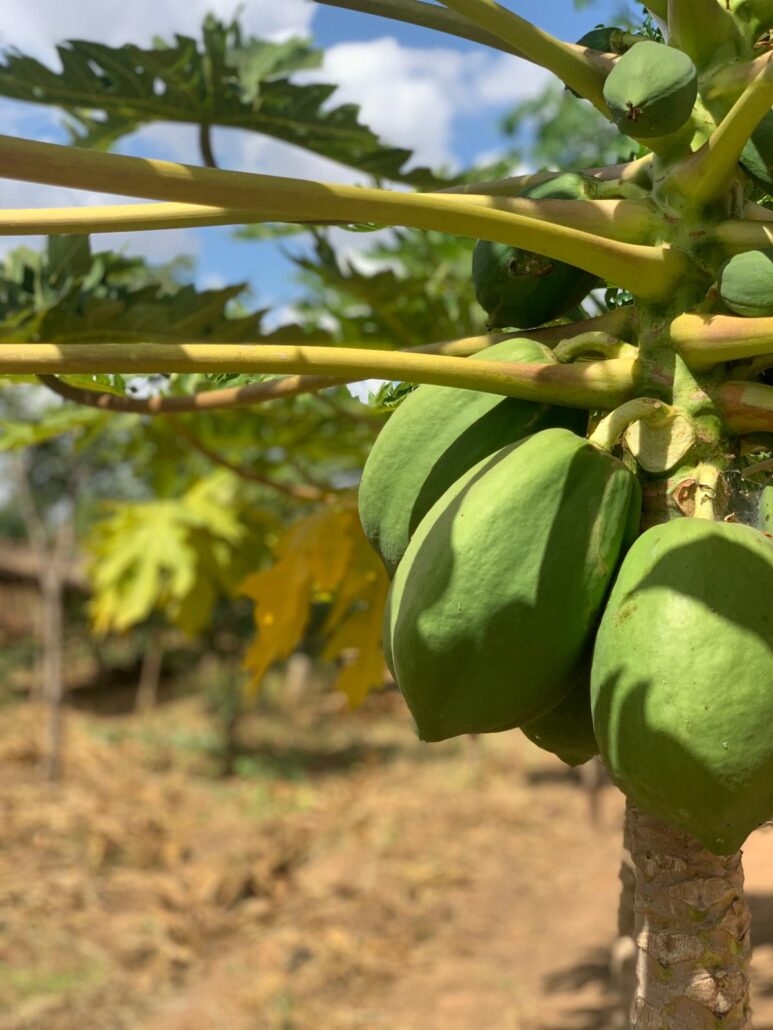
[1,689,773,1030]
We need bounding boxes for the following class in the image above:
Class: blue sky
[0,0,635,318]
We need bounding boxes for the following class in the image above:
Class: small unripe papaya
[740,110,773,193]
[358,337,587,576]
[472,174,599,329]
[386,428,641,741]
[591,518,773,854]
[565,27,641,100]
[522,659,598,767]
[718,249,773,317]
[575,26,634,54]
[603,41,697,139]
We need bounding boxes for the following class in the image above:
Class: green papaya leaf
[0,405,107,451]
[0,15,446,187]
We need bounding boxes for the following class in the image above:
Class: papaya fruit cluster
[359,346,773,854]
[357,7,773,858]
[359,342,641,767]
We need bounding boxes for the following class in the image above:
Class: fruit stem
[667,0,740,67]
[716,217,773,251]
[644,0,667,18]
[0,135,685,297]
[437,0,611,112]
[692,464,722,519]
[441,157,654,197]
[554,333,638,363]
[712,380,773,434]
[0,343,638,408]
[704,51,772,101]
[313,0,524,56]
[0,197,656,247]
[671,312,773,367]
[588,397,676,452]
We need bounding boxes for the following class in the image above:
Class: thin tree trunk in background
[628,800,752,1028]
[40,548,65,780]
[12,456,72,781]
[135,634,165,713]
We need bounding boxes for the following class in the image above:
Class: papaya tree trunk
[628,800,752,1028]
[611,804,637,1028]
[40,550,66,781]
[12,455,71,780]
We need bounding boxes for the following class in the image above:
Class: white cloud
[473,53,552,107]
[200,272,227,291]
[300,38,552,170]
[346,379,387,403]
[0,0,314,61]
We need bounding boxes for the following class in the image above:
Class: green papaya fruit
[472,174,600,329]
[565,28,641,98]
[740,110,773,193]
[576,26,634,54]
[760,486,773,534]
[591,518,773,854]
[382,584,396,679]
[521,658,598,767]
[603,41,698,139]
[718,250,773,316]
[386,428,642,742]
[358,337,587,576]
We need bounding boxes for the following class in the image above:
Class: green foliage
[0,403,107,452]
[500,81,637,171]
[88,471,264,636]
[0,15,445,187]
[0,236,287,348]
[291,231,482,349]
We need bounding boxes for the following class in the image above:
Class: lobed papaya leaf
[0,15,446,188]
[292,231,481,349]
[88,472,254,636]
[0,239,329,399]
[0,404,108,451]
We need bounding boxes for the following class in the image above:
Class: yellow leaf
[242,557,314,690]
[324,566,390,708]
[241,501,358,694]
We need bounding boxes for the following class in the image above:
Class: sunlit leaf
[241,502,388,702]
[0,405,107,451]
[0,16,445,187]
[88,471,253,635]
